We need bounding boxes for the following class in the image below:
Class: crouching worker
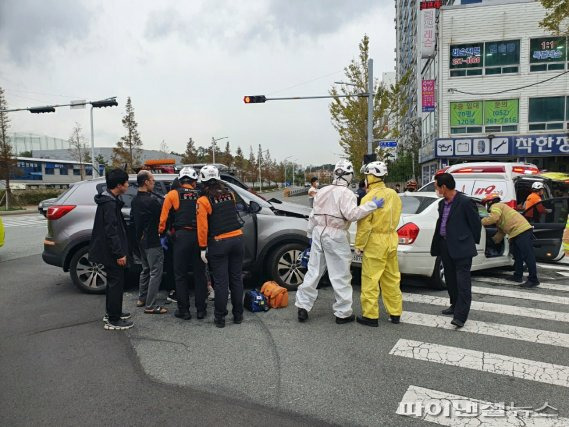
[159,167,207,320]
[295,159,384,324]
[355,161,403,327]
[197,165,244,328]
[481,193,539,288]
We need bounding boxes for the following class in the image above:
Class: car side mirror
[249,201,262,213]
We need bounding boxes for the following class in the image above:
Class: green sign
[450,101,483,126]
[484,99,519,125]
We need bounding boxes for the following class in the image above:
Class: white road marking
[389,339,569,388]
[403,293,569,323]
[538,263,569,272]
[403,311,569,348]
[397,385,568,426]
[1,214,46,228]
[559,272,569,278]
[474,276,569,292]
[472,286,569,305]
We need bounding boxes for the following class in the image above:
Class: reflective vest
[173,188,199,229]
[208,192,242,237]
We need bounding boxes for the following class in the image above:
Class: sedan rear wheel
[429,256,447,290]
[268,243,307,291]
[70,246,107,294]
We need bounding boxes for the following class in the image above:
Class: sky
[0,0,395,165]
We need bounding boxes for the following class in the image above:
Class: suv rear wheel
[70,246,107,294]
[267,242,307,291]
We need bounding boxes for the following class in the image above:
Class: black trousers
[174,229,207,313]
[510,229,539,284]
[440,239,473,323]
[208,235,244,319]
[105,265,126,322]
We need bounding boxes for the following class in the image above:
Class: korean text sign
[422,80,436,112]
[484,99,519,125]
[450,101,483,126]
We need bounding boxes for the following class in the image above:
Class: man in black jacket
[89,169,133,330]
[430,173,482,328]
[132,170,167,314]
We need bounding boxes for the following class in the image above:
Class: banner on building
[420,1,436,58]
[435,134,569,157]
[422,80,436,112]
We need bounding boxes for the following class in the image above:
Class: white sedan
[350,192,513,289]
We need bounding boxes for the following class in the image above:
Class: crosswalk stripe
[403,293,569,323]
[474,276,569,292]
[472,286,569,305]
[389,339,569,388]
[403,311,569,348]
[559,272,569,278]
[396,385,568,426]
[538,263,569,272]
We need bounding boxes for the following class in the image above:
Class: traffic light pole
[367,58,373,156]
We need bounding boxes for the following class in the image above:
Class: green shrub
[0,189,65,206]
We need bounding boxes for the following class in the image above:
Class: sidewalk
[0,206,38,216]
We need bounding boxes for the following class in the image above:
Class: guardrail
[283,187,308,197]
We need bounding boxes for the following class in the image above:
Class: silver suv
[42,174,310,293]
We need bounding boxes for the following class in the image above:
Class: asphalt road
[2,218,569,426]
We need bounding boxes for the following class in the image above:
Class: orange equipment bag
[260,281,288,308]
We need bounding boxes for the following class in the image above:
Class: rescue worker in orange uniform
[159,167,207,320]
[196,165,244,329]
[524,182,549,221]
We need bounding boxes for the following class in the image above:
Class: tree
[68,122,89,180]
[112,97,142,172]
[0,87,17,209]
[19,150,32,157]
[329,35,403,174]
[159,140,169,155]
[222,141,233,166]
[540,0,569,35]
[181,137,198,164]
[234,146,245,180]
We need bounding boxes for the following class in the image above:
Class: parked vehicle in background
[42,174,311,294]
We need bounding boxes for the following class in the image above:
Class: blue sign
[435,133,569,158]
[378,140,398,148]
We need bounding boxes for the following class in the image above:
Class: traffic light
[243,95,267,104]
[29,106,56,114]
[91,98,118,108]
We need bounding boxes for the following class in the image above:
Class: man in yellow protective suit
[354,161,403,327]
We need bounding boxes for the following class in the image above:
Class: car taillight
[47,205,76,220]
[398,222,420,245]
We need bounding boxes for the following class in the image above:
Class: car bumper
[42,239,63,268]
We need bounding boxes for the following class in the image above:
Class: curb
[0,207,39,216]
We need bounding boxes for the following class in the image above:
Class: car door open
[522,197,569,261]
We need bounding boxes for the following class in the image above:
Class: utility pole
[367,58,374,155]
[258,144,262,192]
[211,136,228,164]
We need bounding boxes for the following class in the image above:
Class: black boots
[441,306,454,316]
[174,310,191,320]
[356,315,379,327]
[520,280,539,288]
[389,315,400,324]
[335,314,355,324]
[298,308,308,322]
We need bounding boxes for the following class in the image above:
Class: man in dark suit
[430,173,481,328]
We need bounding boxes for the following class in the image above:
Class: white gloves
[201,250,208,264]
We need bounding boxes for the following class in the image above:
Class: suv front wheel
[267,242,308,291]
[69,246,107,294]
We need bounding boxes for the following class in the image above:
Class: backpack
[244,290,270,312]
[260,281,289,309]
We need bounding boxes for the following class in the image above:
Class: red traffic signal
[243,95,267,104]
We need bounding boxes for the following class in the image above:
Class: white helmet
[200,164,220,182]
[334,159,354,184]
[364,161,388,177]
[179,166,198,181]
[532,182,544,190]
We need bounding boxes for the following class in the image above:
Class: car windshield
[400,195,437,214]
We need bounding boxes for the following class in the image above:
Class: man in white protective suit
[295,159,384,324]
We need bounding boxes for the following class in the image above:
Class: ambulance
[419,162,568,262]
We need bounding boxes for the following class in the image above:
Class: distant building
[8,132,68,154]
[32,147,183,165]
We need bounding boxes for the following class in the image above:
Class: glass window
[529,96,567,130]
[530,37,567,72]
[45,168,54,175]
[400,196,437,214]
[60,167,68,175]
[73,169,81,176]
[450,43,483,75]
[485,40,520,67]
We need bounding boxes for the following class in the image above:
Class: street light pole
[367,58,374,155]
[90,105,96,177]
[211,136,228,164]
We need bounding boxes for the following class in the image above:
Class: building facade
[419,0,569,183]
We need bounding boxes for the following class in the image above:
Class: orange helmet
[481,193,501,206]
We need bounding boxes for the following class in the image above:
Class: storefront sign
[450,43,483,68]
[450,101,483,126]
[420,7,436,58]
[420,0,442,9]
[484,99,519,125]
[435,134,569,157]
[422,80,436,112]
[530,37,566,62]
